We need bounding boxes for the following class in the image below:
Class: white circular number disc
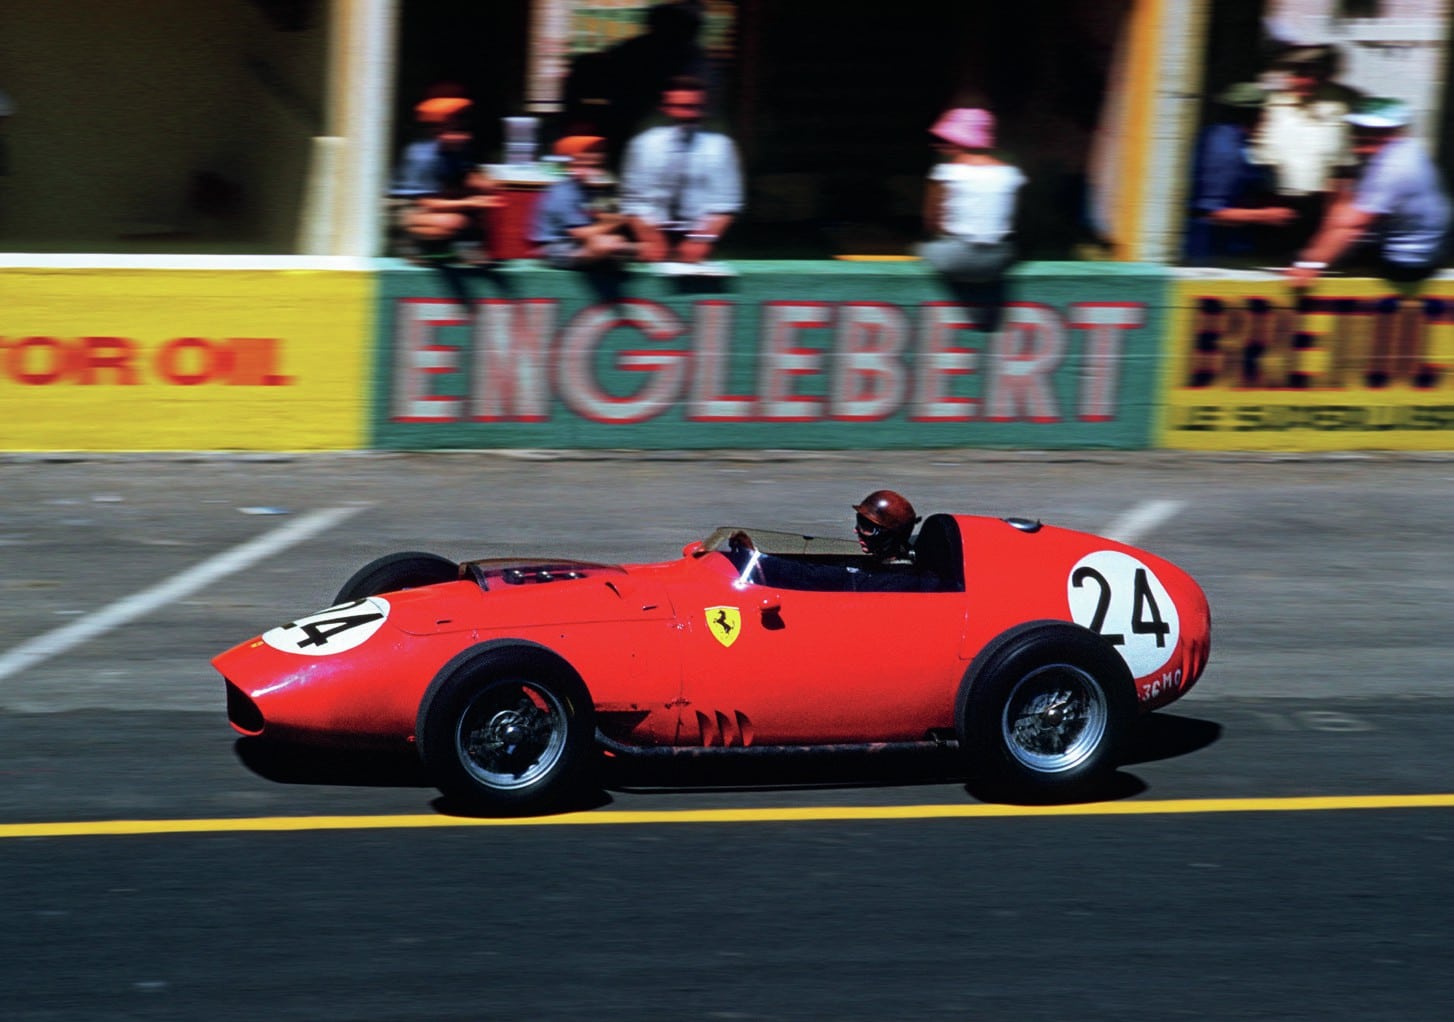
[1066,551,1179,678]
[262,597,390,657]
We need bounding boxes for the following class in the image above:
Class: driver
[853,489,919,564]
[729,489,939,592]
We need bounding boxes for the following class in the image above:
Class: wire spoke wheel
[456,681,569,790]
[419,644,595,811]
[958,621,1133,800]
[1001,664,1109,774]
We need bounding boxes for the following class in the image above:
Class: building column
[299,0,398,256]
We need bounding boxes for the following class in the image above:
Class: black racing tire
[956,620,1134,802]
[416,643,596,813]
[334,551,459,603]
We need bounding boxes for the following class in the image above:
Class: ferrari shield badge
[705,606,742,648]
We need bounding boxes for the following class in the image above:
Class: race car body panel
[657,550,967,744]
[213,513,1210,759]
[952,516,1209,710]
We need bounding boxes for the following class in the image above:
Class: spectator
[1184,83,1298,265]
[530,136,635,269]
[915,107,1027,285]
[1250,44,1362,247]
[390,96,502,265]
[1286,98,1450,287]
[619,75,742,265]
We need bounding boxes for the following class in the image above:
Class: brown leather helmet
[853,490,918,558]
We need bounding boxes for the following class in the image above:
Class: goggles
[855,515,885,537]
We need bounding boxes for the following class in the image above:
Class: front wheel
[956,621,1134,801]
[334,551,458,603]
[417,645,595,812]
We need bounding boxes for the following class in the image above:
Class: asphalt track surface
[2,451,1452,1020]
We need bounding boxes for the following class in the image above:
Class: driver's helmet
[853,489,919,559]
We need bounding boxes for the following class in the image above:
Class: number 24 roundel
[1066,551,1180,678]
[262,597,390,657]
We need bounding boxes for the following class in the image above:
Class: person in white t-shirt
[916,107,1027,285]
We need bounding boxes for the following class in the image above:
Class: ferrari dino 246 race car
[213,512,1210,810]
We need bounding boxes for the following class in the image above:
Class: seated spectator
[1286,98,1450,287]
[530,136,636,269]
[619,76,742,265]
[915,107,1026,285]
[390,96,502,265]
[1184,83,1299,265]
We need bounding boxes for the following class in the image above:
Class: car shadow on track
[1121,711,1223,767]
[234,738,433,789]
[599,711,1224,806]
[231,711,1222,812]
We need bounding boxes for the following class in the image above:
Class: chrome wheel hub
[457,684,568,790]
[1002,665,1109,774]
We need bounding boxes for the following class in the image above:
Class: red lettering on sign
[1,336,290,386]
[558,299,689,424]
[226,338,293,386]
[831,302,909,421]
[910,302,980,421]
[687,300,755,421]
[1186,295,1451,390]
[471,299,554,422]
[77,337,140,385]
[3,337,69,385]
[156,338,223,385]
[391,299,468,421]
[758,301,832,421]
[985,303,1063,423]
[1070,302,1142,422]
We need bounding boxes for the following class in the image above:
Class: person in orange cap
[390,95,501,264]
[530,135,636,269]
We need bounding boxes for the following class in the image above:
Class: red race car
[213,512,1210,811]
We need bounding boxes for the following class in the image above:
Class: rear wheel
[956,621,1134,801]
[334,551,458,603]
[417,645,595,812]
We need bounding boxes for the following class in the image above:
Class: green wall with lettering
[370,261,1167,449]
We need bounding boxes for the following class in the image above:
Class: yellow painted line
[3,795,1453,840]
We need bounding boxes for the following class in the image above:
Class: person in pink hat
[916,107,1027,291]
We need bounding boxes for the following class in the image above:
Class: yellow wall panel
[1159,277,1454,451]
[0,268,369,451]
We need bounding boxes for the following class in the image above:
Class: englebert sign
[388,296,1148,426]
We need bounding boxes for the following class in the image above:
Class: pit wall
[3,261,1452,452]
[0,264,371,451]
[1159,274,1454,450]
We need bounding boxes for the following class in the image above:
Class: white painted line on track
[0,504,369,685]
[1101,499,1183,545]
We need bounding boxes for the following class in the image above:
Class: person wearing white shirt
[619,76,742,264]
[916,107,1027,284]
